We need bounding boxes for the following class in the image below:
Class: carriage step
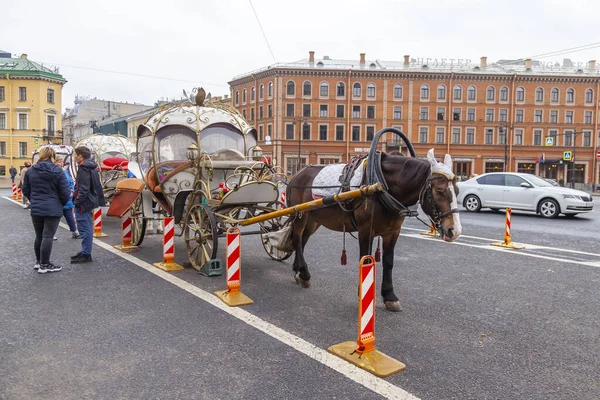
[198,259,223,277]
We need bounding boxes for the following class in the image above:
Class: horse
[286,148,462,312]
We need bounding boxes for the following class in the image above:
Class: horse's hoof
[384,301,402,312]
[294,272,311,288]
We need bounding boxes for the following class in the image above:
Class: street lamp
[569,129,582,189]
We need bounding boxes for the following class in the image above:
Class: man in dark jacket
[71,146,106,264]
[9,166,17,184]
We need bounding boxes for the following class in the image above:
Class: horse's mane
[381,154,431,186]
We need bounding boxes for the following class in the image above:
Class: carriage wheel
[184,203,218,270]
[258,201,293,261]
[130,194,146,246]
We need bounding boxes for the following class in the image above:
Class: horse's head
[421,149,462,242]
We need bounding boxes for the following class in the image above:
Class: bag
[263,220,293,252]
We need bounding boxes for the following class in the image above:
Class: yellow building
[0,51,66,177]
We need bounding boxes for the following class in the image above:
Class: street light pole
[570,129,581,189]
[499,124,510,172]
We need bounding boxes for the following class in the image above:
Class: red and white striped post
[215,227,253,306]
[279,189,286,209]
[114,211,139,253]
[153,217,183,271]
[12,183,17,199]
[328,255,406,377]
[17,188,22,201]
[491,208,524,249]
[92,207,108,238]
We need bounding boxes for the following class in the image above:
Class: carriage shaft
[239,183,383,226]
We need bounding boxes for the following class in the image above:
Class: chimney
[360,53,366,65]
[524,58,532,70]
[480,56,487,68]
[588,60,596,72]
[309,51,315,64]
[403,55,410,68]
[20,53,28,59]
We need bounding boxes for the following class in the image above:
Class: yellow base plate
[93,232,109,238]
[328,341,406,377]
[420,231,437,236]
[214,290,254,307]
[114,244,139,253]
[153,261,184,271]
[491,241,525,250]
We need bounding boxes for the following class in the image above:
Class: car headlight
[563,194,575,199]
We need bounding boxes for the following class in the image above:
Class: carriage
[108,91,291,270]
[32,144,73,165]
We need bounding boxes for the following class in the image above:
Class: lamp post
[570,129,582,189]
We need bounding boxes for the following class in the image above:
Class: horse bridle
[419,173,459,234]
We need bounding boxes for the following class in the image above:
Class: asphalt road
[1,188,599,400]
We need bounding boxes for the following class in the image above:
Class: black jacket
[9,167,17,178]
[22,160,70,217]
[74,159,106,212]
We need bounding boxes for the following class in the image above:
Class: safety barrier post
[153,217,184,271]
[114,211,139,253]
[215,227,253,306]
[328,256,406,377]
[420,222,437,236]
[17,188,22,201]
[280,189,286,209]
[491,208,525,249]
[12,183,17,199]
[92,208,109,238]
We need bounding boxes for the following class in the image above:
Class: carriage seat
[145,161,191,193]
[100,156,129,171]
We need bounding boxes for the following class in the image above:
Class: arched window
[486,86,495,101]
[437,85,446,100]
[516,87,525,102]
[303,81,312,96]
[336,82,345,97]
[268,82,273,97]
[420,84,430,100]
[367,83,376,98]
[320,82,329,97]
[353,82,362,97]
[251,86,255,101]
[453,85,462,101]
[286,81,295,96]
[535,87,544,102]
[566,88,575,103]
[259,84,264,99]
[243,89,247,103]
[500,86,509,102]
[585,88,594,103]
[393,84,403,99]
[235,91,239,105]
[551,88,559,102]
[467,85,476,101]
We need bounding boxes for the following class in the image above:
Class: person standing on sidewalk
[9,166,17,184]
[71,146,105,264]
[55,156,82,239]
[22,147,70,274]
[19,161,32,208]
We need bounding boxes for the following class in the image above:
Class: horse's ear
[426,148,437,167]
[443,154,453,169]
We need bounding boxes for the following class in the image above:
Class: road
[1,189,599,400]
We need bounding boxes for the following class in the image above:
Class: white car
[457,172,594,218]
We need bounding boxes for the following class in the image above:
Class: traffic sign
[597,150,600,158]
[563,151,572,161]
[545,136,554,146]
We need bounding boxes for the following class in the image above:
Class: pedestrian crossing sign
[563,151,572,161]
[545,136,554,146]
[35,139,39,144]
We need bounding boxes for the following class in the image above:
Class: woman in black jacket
[22,147,71,274]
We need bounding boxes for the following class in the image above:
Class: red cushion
[103,157,128,167]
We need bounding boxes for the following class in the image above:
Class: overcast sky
[3,0,600,112]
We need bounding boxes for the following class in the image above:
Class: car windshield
[524,174,554,187]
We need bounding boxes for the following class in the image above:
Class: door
[502,175,536,210]
[476,174,505,207]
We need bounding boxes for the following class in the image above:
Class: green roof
[0,56,66,83]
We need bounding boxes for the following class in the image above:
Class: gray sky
[3,0,600,112]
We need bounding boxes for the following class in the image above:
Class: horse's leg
[293,217,319,288]
[380,231,402,312]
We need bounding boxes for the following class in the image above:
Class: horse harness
[418,173,459,233]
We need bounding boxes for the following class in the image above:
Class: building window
[19,87,27,101]
[302,104,311,118]
[367,106,375,119]
[500,86,509,102]
[453,108,461,121]
[535,87,544,102]
[258,125,264,141]
[319,125,328,141]
[517,163,535,173]
[534,110,543,123]
[485,162,504,173]
[436,107,445,121]
[583,131,591,146]
[250,108,255,121]
[235,91,239,105]
[352,105,361,118]
[47,88,55,104]
[498,129,507,145]
[565,111,573,124]
[514,129,523,145]
[336,105,344,118]
[335,125,344,141]
[267,124,272,139]
[585,110,592,124]
[436,127,445,143]
[565,131,573,147]
[351,126,360,141]
[0,113,5,129]
[452,128,460,144]
[550,110,558,123]
[259,84,264,99]
[437,85,446,100]
[420,84,430,100]
[242,110,246,119]
[268,105,273,118]
[243,89,247,103]
[367,83,376,98]
[486,86,495,101]
[466,128,475,144]
[320,82,329,97]
[259,106,264,119]
[393,84,403,99]
[320,104,328,118]
[485,109,494,122]
[352,83,361,98]
[18,113,28,130]
[19,142,27,157]
[366,126,375,141]
[302,124,311,140]
[0,141,5,156]
[566,88,575,103]
[549,130,557,146]
[303,82,312,96]
[453,85,462,101]
[515,109,524,123]
[419,127,428,143]
[336,82,345,97]
[516,87,525,102]
[286,81,295,96]
[499,109,507,122]
[251,87,255,101]
[268,82,273,97]
[485,129,493,144]
[393,106,402,120]
[320,158,340,165]
[533,130,542,146]
[420,107,429,120]
[467,108,475,121]
[0,86,5,102]
[585,88,593,104]
[47,115,55,133]
[467,85,476,101]
[286,104,295,117]
[285,124,294,140]
[551,88,559,102]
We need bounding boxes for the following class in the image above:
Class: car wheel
[464,195,481,212]
[538,198,559,218]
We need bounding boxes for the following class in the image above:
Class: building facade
[229,52,600,188]
[0,51,66,176]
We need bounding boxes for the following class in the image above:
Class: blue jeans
[63,208,77,232]
[75,208,93,256]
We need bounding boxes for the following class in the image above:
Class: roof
[0,56,66,83]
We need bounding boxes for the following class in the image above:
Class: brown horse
[286,148,462,312]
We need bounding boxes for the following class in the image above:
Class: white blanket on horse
[312,163,364,199]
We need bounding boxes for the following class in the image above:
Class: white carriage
[32,144,73,165]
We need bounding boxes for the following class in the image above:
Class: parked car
[456,172,594,218]
[541,177,559,186]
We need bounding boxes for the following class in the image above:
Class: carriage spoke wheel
[130,195,146,246]
[257,201,293,261]
[184,203,218,271]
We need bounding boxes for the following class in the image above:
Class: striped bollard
[215,227,253,306]
[491,208,524,249]
[92,208,109,237]
[153,217,183,271]
[114,211,139,253]
[280,189,286,209]
[17,188,22,201]
[420,222,437,236]
[12,183,17,199]
[328,256,406,377]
